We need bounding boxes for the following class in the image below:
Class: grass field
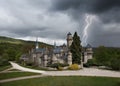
[0,72,40,80]
[0,65,11,71]
[20,64,54,71]
[0,76,120,86]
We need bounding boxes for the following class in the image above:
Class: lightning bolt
[82,14,94,46]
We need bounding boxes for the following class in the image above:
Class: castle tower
[67,51,72,65]
[83,44,93,63]
[86,44,93,59]
[52,54,57,64]
[43,48,48,67]
[44,54,48,67]
[67,32,73,48]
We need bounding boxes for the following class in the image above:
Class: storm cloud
[0,0,120,47]
[51,0,120,47]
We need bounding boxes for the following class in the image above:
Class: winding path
[9,62,120,77]
[0,62,120,83]
[9,61,46,74]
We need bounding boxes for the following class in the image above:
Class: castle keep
[21,32,93,67]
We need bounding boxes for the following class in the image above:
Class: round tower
[67,32,73,48]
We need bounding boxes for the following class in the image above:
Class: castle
[21,32,93,67]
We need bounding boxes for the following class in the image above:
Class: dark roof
[86,44,92,48]
[53,47,62,54]
[34,48,46,53]
[67,32,72,35]
[63,43,66,47]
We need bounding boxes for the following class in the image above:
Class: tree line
[93,46,120,70]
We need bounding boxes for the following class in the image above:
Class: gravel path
[45,68,120,77]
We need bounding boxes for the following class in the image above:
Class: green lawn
[0,72,40,80]
[0,76,120,86]
[20,64,53,71]
[0,65,11,71]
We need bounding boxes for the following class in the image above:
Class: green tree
[94,46,109,65]
[2,53,9,60]
[70,32,82,64]
[15,52,22,62]
[6,48,17,61]
[110,56,120,70]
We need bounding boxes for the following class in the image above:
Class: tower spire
[36,37,39,49]
[54,41,56,48]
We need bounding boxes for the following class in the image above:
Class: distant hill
[0,36,23,44]
[0,36,52,48]
[0,36,53,65]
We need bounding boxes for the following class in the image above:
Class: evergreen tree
[70,32,82,64]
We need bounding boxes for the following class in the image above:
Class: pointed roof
[86,44,92,48]
[67,32,72,35]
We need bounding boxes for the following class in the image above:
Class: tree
[110,56,120,70]
[70,32,82,64]
[6,48,17,61]
[94,46,109,65]
[2,53,9,60]
[15,52,22,62]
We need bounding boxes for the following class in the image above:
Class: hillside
[0,36,53,66]
[0,36,23,44]
[0,36,52,48]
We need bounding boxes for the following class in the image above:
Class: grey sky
[0,0,120,47]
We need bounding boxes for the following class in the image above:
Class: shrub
[26,62,34,66]
[48,63,69,69]
[58,66,63,71]
[83,59,98,67]
[69,64,80,70]
[110,56,120,70]
[0,58,9,66]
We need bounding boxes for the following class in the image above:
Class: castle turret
[67,32,73,48]
[83,44,93,63]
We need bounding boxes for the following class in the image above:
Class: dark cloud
[50,0,120,47]
[51,0,120,23]
[0,0,120,47]
[93,0,120,13]
[52,0,120,13]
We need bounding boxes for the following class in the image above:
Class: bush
[48,63,69,69]
[0,58,9,66]
[58,66,63,71]
[83,59,98,67]
[26,62,34,66]
[110,56,120,70]
[69,64,80,70]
